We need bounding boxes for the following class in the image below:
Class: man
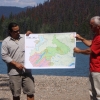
[74,16,100,100]
[1,22,35,100]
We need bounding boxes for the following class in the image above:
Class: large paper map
[25,32,76,69]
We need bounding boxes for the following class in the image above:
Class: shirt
[1,34,31,75]
[90,34,100,72]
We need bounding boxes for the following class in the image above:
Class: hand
[76,34,84,41]
[26,31,33,36]
[15,62,24,70]
[73,47,81,53]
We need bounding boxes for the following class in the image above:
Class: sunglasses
[12,29,20,33]
[90,24,97,28]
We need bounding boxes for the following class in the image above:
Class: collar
[9,34,22,41]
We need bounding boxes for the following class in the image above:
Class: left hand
[73,47,81,53]
[26,31,33,36]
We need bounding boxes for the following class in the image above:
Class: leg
[89,72,96,100]
[13,96,20,100]
[22,73,35,99]
[9,75,22,100]
[27,94,34,100]
[89,72,100,100]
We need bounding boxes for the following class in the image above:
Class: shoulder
[2,36,10,43]
[20,34,25,37]
[92,35,100,45]
[1,37,11,47]
[93,34,100,41]
[20,34,25,40]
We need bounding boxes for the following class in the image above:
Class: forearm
[81,38,92,47]
[76,34,92,47]
[10,60,18,66]
[78,48,91,55]
[10,60,24,69]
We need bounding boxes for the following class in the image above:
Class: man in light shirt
[1,22,35,100]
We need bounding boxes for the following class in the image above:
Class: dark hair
[8,22,18,36]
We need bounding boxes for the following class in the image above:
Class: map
[25,32,76,69]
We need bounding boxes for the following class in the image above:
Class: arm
[1,41,13,63]
[26,31,33,36]
[10,60,24,70]
[76,34,92,47]
[74,47,91,55]
[1,41,24,70]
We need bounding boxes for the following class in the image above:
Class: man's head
[8,22,20,39]
[90,16,100,33]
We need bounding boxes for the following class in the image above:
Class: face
[10,25,20,39]
[90,19,98,33]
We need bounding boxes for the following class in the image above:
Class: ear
[8,30,11,33]
[97,26,100,29]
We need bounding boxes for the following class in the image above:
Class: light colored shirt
[1,34,31,75]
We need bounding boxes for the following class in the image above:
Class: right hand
[73,47,81,53]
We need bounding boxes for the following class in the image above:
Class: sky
[0,0,47,8]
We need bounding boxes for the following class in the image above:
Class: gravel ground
[0,74,90,100]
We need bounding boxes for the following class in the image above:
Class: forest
[0,0,100,39]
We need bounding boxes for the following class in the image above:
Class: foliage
[0,0,100,39]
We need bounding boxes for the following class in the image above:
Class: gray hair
[91,16,100,26]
